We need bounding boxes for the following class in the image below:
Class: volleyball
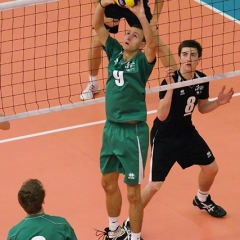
[114,0,139,8]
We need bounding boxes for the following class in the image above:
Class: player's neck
[27,207,45,216]
[123,50,140,62]
[179,70,195,80]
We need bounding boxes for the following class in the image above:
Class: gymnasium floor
[0,0,240,239]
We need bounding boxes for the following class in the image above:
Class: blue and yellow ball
[114,0,139,8]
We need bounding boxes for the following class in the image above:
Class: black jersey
[153,70,209,137]
[104,0,152,34]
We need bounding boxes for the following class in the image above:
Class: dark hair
[178,40,202,58]
[18,179,45,214]
[131,24,146,42]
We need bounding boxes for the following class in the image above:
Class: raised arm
[93,0,115,46]
[129,1,156,63]
[157,67,174,121]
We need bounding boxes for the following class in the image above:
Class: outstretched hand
[217,85,234,105]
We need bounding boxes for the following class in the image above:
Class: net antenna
[0,0,59,12]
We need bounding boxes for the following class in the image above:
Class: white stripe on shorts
[136,135,144,184]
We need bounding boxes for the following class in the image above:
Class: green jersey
[7,214,77,240]
[103,36,156,122]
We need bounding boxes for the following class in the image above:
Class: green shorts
[100,120,149,185]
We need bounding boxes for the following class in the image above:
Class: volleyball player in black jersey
[140,40,234,218]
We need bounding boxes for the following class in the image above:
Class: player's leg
[97,121,127,239]
[180,130,226,217]
[80,28,101,100]
[193,161,226,217]
[119,121,149,240]
[101,172,122,222]
[154,33,178,70]
[149,0,178,70]
[88,29,102,79]
[198,160,218,193]
[81,4,121,101]
[96,172,128,239]
[141,125,176,209]
[127,184,143,240]
[141,181,163,208]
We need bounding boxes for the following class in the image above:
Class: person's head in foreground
[18,179,45,215]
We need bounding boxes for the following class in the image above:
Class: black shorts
[149,127,215,182]
[104,1,152,33]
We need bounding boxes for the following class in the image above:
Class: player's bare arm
[197,85,234,114]
[157,67,174,121]
[93,0,115,46]
[128,1,156,63]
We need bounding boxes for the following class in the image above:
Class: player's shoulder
[7,219,26,239]
[105,36,122,51]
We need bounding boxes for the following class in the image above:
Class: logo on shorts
[207,151,212,158]
[128,173,135,180]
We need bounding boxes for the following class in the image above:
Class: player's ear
[139,41,146,50]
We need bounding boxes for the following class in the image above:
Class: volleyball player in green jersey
[7,179,77,240]
[80,0,176,100]
[94,1,156,240]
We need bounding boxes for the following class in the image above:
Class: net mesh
[0,0,239,121]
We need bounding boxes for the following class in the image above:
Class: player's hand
[104,17,119,27]
[217,85,234,105]
[165,67,175,84]
[127,0,145,18]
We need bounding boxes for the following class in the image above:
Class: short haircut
[178,40,202,58]
[131,24,146,42]
[18,179,45,214]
